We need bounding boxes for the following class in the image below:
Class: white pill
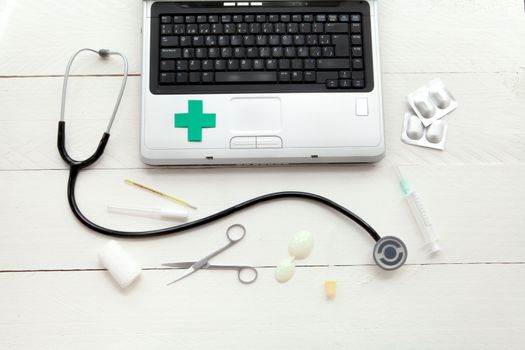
[426,120,446,143]
[288,230,314,260]
[275,257,295,283]
[429,84,452,109]
[414,93,436,118]
[406,115,425,140]
[98,240,141,289]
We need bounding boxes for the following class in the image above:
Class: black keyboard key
[352,71,364,80]
[326,23,349,33]
[240,59,252,70]
[274,23,286,33]
[208,47,220,58]
[182,48,194,58]
[285,47,296,57]
[186,16,196,23]
[300,23,312,33]
[215,59,226,70]
[202,72,214,83]
[161,25,173,35]
[231,35,243,46]
[266,59,278,69]
[173,24,185,35]
[237,23,248,34]
[352,46,363,57]
[173,16,184,24]
[253,59,265,70]
[306,34,318,45]
[322,47,334,57]
[176,72,188,83]
[196,48,207,58]
[218,36,230,46]
[205,35,217,46]
[221,47,233,58]
[287,23,299,34]
[216,71,277,83]
[256,35,267,45]
[221,15,231,23]
[199,24,211,34]
[328,15,338,22]
[291,71,303,82]
[292,14,302,22]
[332,35,350,56]
[339,79,351,88]
[197,15,208,23]
[303,14,314,22]
[259,47,271,58]
[246,47,258,58]
[326,79,338,88]
[281,14,291,22]
[351,14,361,22]
[161,48,181,59]
[228,59,239,70]
[313,23,324,33]
[245,15,255,22]
[186,24,198,34]
[279,59,290,69]
[304,71,316,82]
[192,36,204,46]
[316,14,326,22]
[352,80,365,88]
[202,60,214,70]
[256,15,267,23]
[272,47,284,58]
[249,23,261,34]
[224,23,236,34]
[339,71,351,79]
[160,72,175,84]
[269,14,279,22]
[176,60,188,70]
[212,24,223,34]
[161,60,175,71]
[297,47,309,57]
[282,35,293,45]
[351,23,361,33]
[262,23,273,33]
[161,36,179,47]
[310,47,322,57]
[189,60,201,71]
[161,16,172,24]
[319,35,331,45]
[352,58,363,70]
[233,15,243,23]
[279,71,291,82]
[339,14,350,22]
[317,58,350,70]
[234,47,245,58]
[189,72,201,83]
[291,59,303,70]
[304,59,316,69]
[294,35,305,45]
[209,15,219,23]
[351,34,362,45]
[269,34,280,45]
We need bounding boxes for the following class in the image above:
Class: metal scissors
[163,224,258,285]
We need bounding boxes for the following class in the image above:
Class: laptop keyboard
[152,3,372,94]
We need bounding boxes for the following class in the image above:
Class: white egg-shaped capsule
[414,92,436,118]
[275,257,296,283]
[406,115,425,140]
[288,230,314,260]
[429,84,452,109]
[426,120,446,143]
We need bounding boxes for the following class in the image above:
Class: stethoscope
[58,48,408,271]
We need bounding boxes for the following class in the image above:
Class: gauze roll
[98,240,141,288]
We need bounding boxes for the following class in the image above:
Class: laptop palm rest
[230,98,282,133]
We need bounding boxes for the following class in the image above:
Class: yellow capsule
[324,280,337,299]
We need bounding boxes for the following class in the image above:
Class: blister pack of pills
[407,79,458,127]
[401,111,448,150]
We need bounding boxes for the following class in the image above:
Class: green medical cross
[174,100,216,142]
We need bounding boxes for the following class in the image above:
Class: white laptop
[141,0,384,165]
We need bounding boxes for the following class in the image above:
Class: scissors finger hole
[238,267,258,284]
[226,224,246,242]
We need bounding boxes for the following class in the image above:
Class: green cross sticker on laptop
[175,100,216,142]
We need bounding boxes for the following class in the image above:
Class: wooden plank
[1,265,524,349]
[1,164,524,270]
[1,72,524,170]
[0,0,524,76]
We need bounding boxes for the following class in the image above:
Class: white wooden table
[1,0,525,348]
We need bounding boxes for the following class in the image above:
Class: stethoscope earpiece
[373,236,408,270]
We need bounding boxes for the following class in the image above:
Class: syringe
[395,167,440,254]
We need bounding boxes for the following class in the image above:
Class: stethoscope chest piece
[373,236,408,270]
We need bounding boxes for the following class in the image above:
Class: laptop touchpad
[230,98,282,133]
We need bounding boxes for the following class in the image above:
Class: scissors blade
[162,262,196,268]
[166,266,197,286]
